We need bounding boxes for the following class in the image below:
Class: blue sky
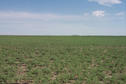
[0,0,126,35]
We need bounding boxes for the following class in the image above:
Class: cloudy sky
[0,0,126,35]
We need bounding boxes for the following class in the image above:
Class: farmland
[0,36,126,84]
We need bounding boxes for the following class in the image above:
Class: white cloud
[0,11,60,20]
[88,0,122,6]
[0,11,123,23]
[92,10,105,17]
[83,13,89,16]
[0,11,125,35]
[116,12,125,16]
[0,11,83,21]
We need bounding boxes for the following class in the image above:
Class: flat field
[0,36,126,84]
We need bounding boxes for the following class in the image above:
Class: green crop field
[0,36,126,84]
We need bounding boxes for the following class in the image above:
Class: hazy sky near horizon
[0,0,126,35]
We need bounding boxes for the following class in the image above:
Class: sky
[0,0,126,35]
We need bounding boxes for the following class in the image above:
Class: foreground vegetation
[0,36,126,84]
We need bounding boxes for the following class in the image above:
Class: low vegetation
[0,36,126,84]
